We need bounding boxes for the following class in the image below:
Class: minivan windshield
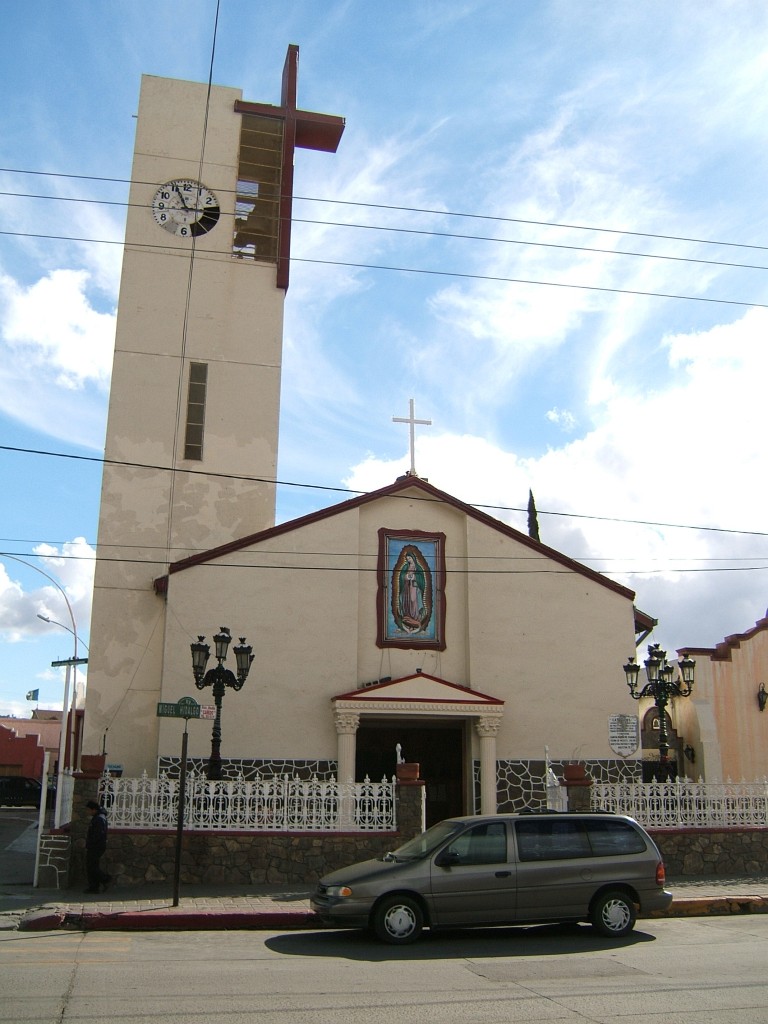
[383,820,465,862]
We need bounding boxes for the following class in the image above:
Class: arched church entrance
[356,719,466,826]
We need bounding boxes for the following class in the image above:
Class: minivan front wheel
[590,891,636,937]
[372,895,424,944]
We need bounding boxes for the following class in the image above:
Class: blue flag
[26,689,39,701]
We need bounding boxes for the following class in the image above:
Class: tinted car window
[445,821,507,864]
[391,819,465,860]
[514,818,591,860]
[585,818,647,856]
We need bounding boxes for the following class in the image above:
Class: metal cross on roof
[393,399,432,477]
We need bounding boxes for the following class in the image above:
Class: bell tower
[84,47,344,767]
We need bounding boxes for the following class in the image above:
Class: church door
[355,721,465,826]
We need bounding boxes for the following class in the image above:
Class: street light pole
[37,614,90,652]
[624,643,695,780]
[3,556,86,827]
[190,627,253,780]
[38,614,90,782]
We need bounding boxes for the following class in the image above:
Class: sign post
[157,697,201,906]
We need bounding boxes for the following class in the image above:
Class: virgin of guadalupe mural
[377,529,445,649]
[391,544,432,634]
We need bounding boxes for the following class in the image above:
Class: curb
[17,910,67,932]
[652,895,768,918]
[80,908,317,931]
[16,896,768,931]
[18,908,316,932]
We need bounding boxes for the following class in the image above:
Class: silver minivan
[311,811,673,944]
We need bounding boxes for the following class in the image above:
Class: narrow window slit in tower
[184,362,208,461]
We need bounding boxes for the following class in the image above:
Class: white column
[475,716,501,815]
[334,711,360,783]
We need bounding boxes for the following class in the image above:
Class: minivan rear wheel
[372,895,424,944]
[590,891,636,937]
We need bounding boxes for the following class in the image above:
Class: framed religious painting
[377,528,446,649]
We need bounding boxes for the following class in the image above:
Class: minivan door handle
[495,871,512,878]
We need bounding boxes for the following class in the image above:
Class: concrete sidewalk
[2,877,767,932]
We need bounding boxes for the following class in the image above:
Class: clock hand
[175,185,189,210]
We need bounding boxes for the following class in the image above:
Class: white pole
[53,662,72,829]
[33,750,50,887]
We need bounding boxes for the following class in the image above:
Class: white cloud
[1,269,114,387]
[546,407,576,432]
[344,309,768,656]
[0,539,95,645]
[0,268,113,446]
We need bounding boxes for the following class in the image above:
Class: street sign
[200,705,216,720]
[157,697,201,720]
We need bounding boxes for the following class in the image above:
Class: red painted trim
[109,827,399,837]
[233,45,344,292]
[679,614,768,662]
[233,102,345,152]
[276,45,297,292]
[341,695,501,706]
[164,475,640,608]
[334,671,505,704]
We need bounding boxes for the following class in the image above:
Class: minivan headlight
[326,885,353,898]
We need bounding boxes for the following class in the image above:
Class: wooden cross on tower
[234,45,345,289]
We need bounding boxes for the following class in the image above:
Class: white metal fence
[591,778,768,829]
[98,772,397,832]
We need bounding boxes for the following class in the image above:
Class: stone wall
[66,776,426,889]
[65,822,768,888]
[650,828,768,877]
[37,833,71,889]
[72,829,398,887]
[57,769,767,889]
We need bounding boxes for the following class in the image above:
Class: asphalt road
[2,915,767,1023]
[0,807,39,885]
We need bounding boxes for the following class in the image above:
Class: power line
[2,547,767,576]
[294,255,767,309]
[6,189,768,275]
[2,227,766,310]
[1,535,763,563]
[2,442,767,539]
[4,165,768,254]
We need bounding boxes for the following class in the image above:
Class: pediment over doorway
[333,672,504,717]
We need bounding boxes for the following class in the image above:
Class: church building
[82,47,654,821]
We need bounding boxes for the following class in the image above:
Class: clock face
[152,179,220,237]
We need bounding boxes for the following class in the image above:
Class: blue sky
[2,0,768,716]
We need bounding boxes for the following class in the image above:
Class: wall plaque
[608,713,640,757]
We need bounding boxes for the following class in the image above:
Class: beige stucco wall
[84,76,285,766]
[83,74,642,784]
[140,486,643,776]
[676,622,768,781]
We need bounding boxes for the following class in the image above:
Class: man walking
[84,799,111,894]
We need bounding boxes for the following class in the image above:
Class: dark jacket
[86,808,108,853]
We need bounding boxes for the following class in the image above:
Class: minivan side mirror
[434,848,461,868]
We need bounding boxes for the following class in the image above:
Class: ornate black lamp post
[624,643,695,780]
[190,627,253,780]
